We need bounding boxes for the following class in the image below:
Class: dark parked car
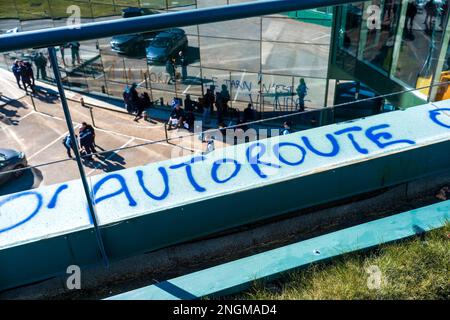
[146,28,188,64]
[0,149,28,186]
[110,7,159,55]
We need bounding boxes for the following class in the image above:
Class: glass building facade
[331,0,450,107]
[0,0,336,118]
[0,0,449,115]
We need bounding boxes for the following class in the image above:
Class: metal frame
[48,47,109,267]
[0,0,385,271]
[0,0,359,53]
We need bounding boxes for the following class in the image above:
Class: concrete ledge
[0,103,449,291]
[1,169,448,299]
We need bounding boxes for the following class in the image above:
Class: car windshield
[151,38,171,48]
[0,153,6,162]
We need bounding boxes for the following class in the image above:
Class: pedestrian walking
[34,52,48,80]
[405,1,417,34]
[166,58,176,84]
[60,45,67,66]
[62,134,77,158]
[296,78,308,111]
[178,51,188,82]
[202,88,214,124]
[220,84,230,115]
[20,61,35,93]
[69,42,81,65]
[79,122,96,161]
[424,0,437,31]
[11,60,22,89]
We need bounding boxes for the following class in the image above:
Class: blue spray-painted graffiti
[246,142,281,179]
[47,184,68,209]
[0,191,43,233]
[211,159,242,184]
[1,108,448,235]
[273,142,307,166]
[169,156,207,193]
[334,126,369,155]
[136,167,170,201]
[429,108,450,129]
[365,124,415,148]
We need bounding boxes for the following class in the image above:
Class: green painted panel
[107,199,450,300]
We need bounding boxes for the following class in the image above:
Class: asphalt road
[0,69,209,196]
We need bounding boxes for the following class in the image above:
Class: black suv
[110,7,160,56]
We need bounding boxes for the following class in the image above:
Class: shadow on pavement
[0,167,43,196]
[0,96,29,126]
[32,85,59,104]
[82,149,127,173]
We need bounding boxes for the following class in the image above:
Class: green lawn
[0,0,195,20]
[240,223,450,300]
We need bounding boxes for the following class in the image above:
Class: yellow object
[416,75,432,96]
[435,71,450,101]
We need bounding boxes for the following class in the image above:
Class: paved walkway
[0,68,225,195]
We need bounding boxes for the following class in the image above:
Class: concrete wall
[0,102,449,291]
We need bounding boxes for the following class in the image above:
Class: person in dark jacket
[20,61,35,93]
[34,52,48,80]
[79,122,96,161]
[405,1,418,34]
[178,50,188,82]
[424,0,437,31]
[184,94,195,112]
[128,83,140,114]
[134,92,151,121]
[202,88,215,124]
[184,109,195,131]
[11,60,22,89]
[62,134,77,158]
[69,42,81,65]
[243,103,254,123]
[166,58,176,84]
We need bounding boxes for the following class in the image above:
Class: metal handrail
[0,0,359,53]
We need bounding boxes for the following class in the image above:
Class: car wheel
[13,164,25,178]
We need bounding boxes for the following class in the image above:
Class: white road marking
[311,33,330,41]
[0,109,36,131]
[182,72,201,94]
[28,124,81,161]
[262,20,284,65]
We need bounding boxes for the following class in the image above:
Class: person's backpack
[123,88,133,112]
[62,135,71,148]
[123,88,130,103]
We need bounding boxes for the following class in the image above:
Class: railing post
[164,122,169,143]
[89,107,96,129]
[29,92,37,111]
[48,47,109,268]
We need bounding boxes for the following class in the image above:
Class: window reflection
[395,0,449,92]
